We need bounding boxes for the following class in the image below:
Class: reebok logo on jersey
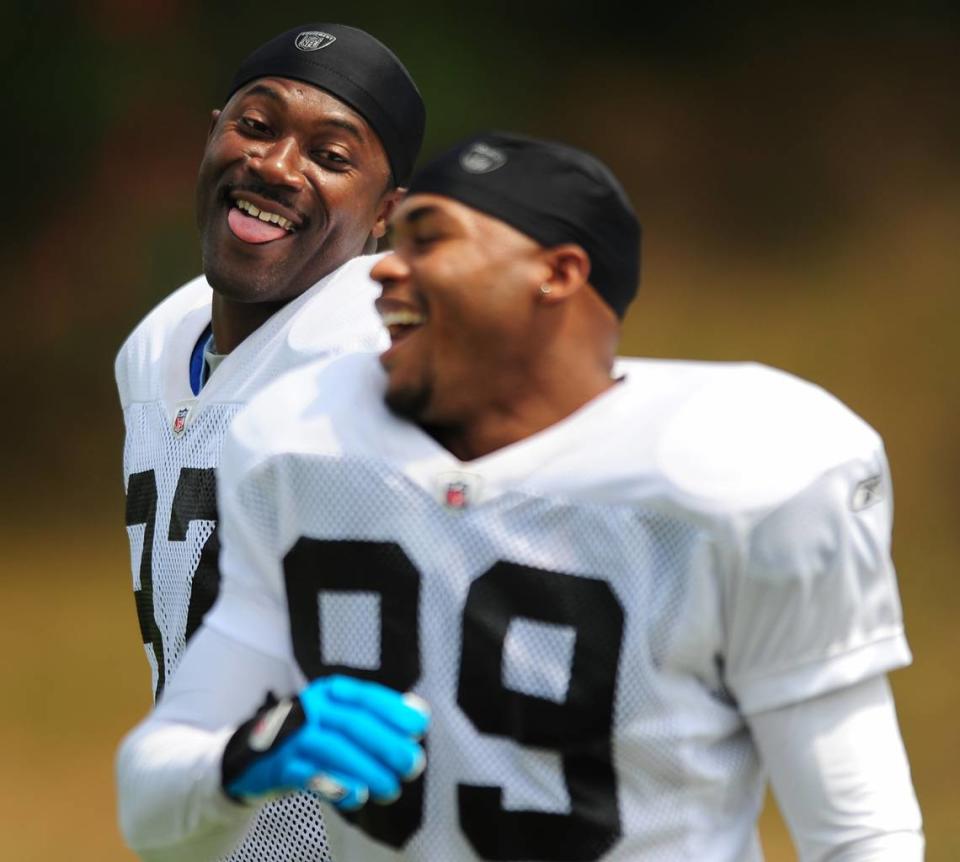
[459,142,507,174]
[248,699,295,752]
[851,475,884,511]
[295,31,336,52]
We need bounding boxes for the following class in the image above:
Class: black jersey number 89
[284,538,625,861]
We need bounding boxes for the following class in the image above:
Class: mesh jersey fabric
[115,255,388,862]
[205,352,911,861]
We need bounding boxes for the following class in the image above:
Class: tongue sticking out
[227,207,289,244]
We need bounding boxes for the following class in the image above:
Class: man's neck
[210,293,289,355]
[427,370,617,462]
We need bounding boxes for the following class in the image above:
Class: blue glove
[222,675,430,811]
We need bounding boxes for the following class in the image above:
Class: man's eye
[239,117,270,135]
[311,150,351,169]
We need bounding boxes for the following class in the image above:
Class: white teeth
[236,199,294,231]
[380,310,425,327]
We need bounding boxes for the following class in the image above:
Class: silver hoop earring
[539,283,553,296]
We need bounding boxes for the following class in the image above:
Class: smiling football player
[114,22,424,862]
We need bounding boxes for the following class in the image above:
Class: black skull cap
[408,131,641,318]
[227,24,425,185]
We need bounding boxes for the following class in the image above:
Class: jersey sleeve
[117,626,300,861]
[749,675,923,860]
[723,442,911,715]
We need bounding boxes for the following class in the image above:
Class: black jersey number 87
[125,467,221,700]
[284,538,625,862]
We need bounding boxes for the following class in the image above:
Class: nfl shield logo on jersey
[172,406,190,436]
[437,471,482,509]
[445,481,469,509]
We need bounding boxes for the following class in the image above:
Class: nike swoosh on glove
[222,675,430,811]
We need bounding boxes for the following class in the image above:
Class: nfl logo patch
[459,142,507,174]
[295,31,336,52]
[436,470,483,510]
[445,481,469,509]
[172,406,190,436]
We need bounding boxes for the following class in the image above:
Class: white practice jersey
[208,352,911,862]
[116,255,387,862]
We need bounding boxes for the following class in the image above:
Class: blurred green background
[2,2,957,859]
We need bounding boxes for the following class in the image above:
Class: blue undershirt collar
[189,323,213,396]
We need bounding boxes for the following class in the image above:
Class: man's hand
[221,675,430,810]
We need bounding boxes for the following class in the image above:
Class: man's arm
[748,673,923,861]
[117,622,429,862]
[116,625,292,862]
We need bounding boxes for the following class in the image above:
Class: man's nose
[249,136,305,191]
[370,251,410,289]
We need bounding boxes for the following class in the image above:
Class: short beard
[202,244,284,304]
[384,380,433,424]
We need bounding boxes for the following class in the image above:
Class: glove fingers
[319,676,431,738]
[285,762,369,811]
[318,707,426,780]
[293,728,402,801]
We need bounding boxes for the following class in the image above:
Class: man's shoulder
[625,359,883,512]
[115,276,212,406]
[285,254,387,356]
[119,276,212,351]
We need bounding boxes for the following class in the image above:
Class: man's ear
[207,109,222,141]
[371,187,405,240]
[536,244,592,305]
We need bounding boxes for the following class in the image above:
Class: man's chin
[202,254,288,303]
[384,381,431,424]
